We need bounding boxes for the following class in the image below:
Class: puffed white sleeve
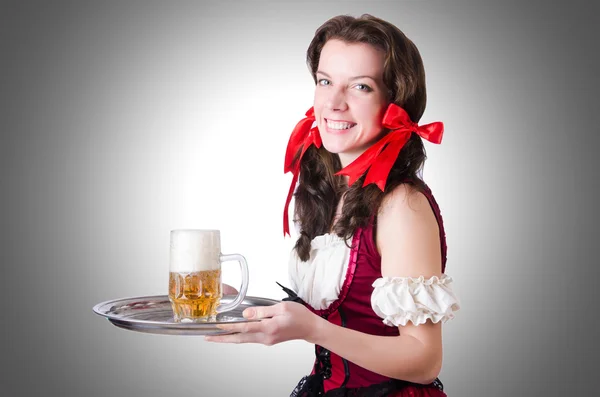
[371,274,460,327]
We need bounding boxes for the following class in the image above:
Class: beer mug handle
[216,253,249,313]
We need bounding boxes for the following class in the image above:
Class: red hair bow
[335,103,444,190]
[283,107,321,236]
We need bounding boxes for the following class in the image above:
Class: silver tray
[93,295,279,336]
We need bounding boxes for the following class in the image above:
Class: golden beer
[169,269,222,322]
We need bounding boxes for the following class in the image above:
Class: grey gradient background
[1,1,598,396]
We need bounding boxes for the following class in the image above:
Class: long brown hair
[293,14,429,261]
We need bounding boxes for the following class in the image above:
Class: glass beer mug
[168,230,249,322]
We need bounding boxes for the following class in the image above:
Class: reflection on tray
[110,300,163,314]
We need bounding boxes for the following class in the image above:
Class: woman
[206,14,460,396]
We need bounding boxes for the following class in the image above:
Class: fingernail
[243,308,255,319]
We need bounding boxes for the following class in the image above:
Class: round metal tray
[93,295,279,336]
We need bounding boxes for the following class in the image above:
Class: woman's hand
[205,301,322,345]
[222,283,238,295]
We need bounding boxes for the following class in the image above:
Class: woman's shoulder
[378,181,432,220]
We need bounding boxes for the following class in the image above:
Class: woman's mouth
[325,118,357,132]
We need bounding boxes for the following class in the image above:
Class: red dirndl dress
[287,184,449,397]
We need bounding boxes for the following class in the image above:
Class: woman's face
[313,39,389,167]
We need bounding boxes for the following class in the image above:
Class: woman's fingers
[242,302,285,319]
[205,332,267,344]
[222,283,239,295]
[215,320,264,334]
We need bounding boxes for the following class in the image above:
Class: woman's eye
[318,79,330,86]
[355,84,372,92]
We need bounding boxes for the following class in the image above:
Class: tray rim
[93,294,280,331]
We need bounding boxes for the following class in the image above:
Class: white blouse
[288,233,460,326]
[288,233,351,310]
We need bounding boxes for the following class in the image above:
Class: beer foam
[170,230,221,273]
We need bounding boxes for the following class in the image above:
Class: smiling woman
[205,14,460,397]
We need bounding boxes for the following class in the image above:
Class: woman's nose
[325,87,348,111]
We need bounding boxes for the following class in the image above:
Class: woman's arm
[312,318,441,384]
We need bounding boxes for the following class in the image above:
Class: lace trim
[290,374,444,396]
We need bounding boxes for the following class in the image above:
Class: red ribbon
[283,107,321,236]
[335,103,444,190]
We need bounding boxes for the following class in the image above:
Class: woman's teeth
[326,120,356,130]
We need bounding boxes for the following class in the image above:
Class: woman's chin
[321,138,351,155]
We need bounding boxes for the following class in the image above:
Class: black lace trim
[290,374,324,397]
[290,374,444,397]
